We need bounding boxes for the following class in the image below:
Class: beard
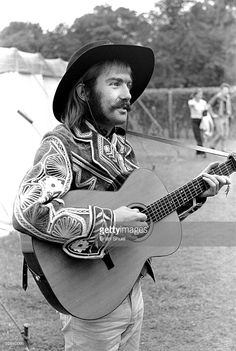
[87,89,131,130]
[87,89,109,126]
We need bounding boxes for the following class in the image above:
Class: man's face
[88,63,132,131]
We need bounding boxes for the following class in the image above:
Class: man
[208,82,232,151]
[188,88,208,157]
[13,41,230,351]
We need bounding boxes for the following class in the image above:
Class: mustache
[112,101,131,112]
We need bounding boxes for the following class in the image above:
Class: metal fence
[129,87,236,139]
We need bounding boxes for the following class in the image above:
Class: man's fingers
[202,175,219,193]
[201,162,220,174]
[202,173,231,187]
[201,173,231,197]
[131,208,147,221]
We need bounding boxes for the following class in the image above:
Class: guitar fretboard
[144,157,235,223]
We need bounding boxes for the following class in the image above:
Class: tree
[149,0,228,87]
[0,22,43,52]
[0,2,235,87]
[70,5,152,47]
[40,24,74,60]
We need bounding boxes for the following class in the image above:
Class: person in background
[188,88,208,158]
[208,83,232,152]
[12,41,231,351]
[200,108,214,145]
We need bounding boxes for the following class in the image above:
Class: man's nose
[120,84,131,100]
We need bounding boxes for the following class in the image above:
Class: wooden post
[137,99,163,135]
[22,323,30,350]
[168,90,174,138]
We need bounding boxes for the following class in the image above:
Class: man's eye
[112,81,120,86]
[127,83,133,91]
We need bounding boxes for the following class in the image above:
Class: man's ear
[76,83,88,102]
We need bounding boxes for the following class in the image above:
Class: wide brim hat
[53,40,155,121]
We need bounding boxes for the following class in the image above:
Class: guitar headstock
[228,152,236,172]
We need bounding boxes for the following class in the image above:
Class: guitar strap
[102,251,115,270]
[22,257,28,291]
[127,131,228,158]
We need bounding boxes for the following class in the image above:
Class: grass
[141,247,236,351]
[1,137,236,350]
[0,234,64,351]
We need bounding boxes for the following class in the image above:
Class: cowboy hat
[53,40,155,121]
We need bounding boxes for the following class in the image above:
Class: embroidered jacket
[13,121,205,259]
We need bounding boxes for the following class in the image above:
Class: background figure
[200,109,214,145]
[188,88,208,157]
[208,83,232,152]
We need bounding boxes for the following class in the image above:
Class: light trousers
[60,278,144,351]
[210,117,229,151]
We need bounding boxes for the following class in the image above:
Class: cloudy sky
[0,0,158,31]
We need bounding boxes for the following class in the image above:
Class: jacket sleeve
[13,135,115,259]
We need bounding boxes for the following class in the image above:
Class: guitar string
[139,158,234,223]
[146,174,224,222]
[148,164,233,221]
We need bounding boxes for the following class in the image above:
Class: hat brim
[53,44,155,121]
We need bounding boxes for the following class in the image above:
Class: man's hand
[198,162,231,198]
[113,206,148,241]
[114,206,147,223]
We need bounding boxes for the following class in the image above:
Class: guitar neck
[145,156,236,223]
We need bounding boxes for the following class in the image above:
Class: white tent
[0,47,67,235]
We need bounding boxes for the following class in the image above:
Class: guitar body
[20,169,182,320]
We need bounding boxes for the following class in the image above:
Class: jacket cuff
[62,206,114,258]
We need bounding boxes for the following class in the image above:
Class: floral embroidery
[45,153,68,180]
[68,239,90,253]
[20,184,42,210]
[51,214,86,239]
[43,176,64,198]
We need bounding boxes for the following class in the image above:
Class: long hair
[62,60,132,130]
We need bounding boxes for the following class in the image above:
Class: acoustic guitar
[20,154,236,320]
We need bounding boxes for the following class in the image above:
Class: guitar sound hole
[128,203,153,241]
